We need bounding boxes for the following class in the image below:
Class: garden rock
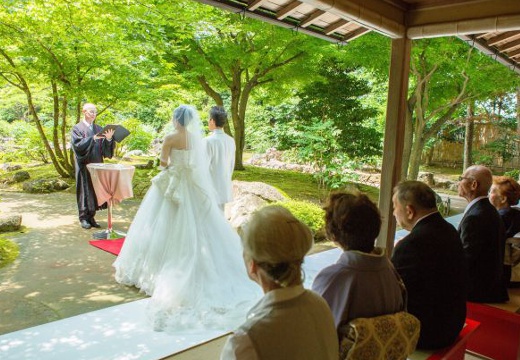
[418,172,435,186]
[134,160,154,169]
[435,180,455,189]
[0,215,22,232]
[1,164,22,172]
[13,171,30,183]
[22,179,70,193]
[246,149,313,173]
[227,180,286,233]
[125,150,144,157]
[449,183,459,192]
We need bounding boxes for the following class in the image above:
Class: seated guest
[458,165,509,302]
[489,175,520,286]
[311,192,404,333]
[220,206,338,360]
[489,176,520,238]
[391,181,467,349]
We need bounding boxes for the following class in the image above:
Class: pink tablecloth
[87,163,135,205]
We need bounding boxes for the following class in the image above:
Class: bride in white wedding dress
[113,105,261,332]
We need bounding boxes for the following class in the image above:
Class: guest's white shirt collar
[212,128,224,134]
[464,196,488,214]
[83,120,92,127]
[247,285,304,319]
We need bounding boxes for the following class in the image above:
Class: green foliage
[232,165,329,202]
[119,118,154,153]
[0,102,26,123]
[0,237,20,269]
[0,119,11,137]
[269,200,325,234]
[504,169,520,180]
[273,59,381,191]
[7,120,48,163]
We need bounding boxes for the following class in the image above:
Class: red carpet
[466,302,520,360]
[89,238,124,255]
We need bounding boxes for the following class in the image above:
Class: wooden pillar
[377,37,411,253]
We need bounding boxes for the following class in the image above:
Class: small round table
[87,163,135,239]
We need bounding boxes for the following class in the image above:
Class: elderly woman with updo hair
[489,175,520,286]
[311,192,404,333]
[220,206,338,360]
[489,176,520,238]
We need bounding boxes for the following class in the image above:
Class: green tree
[0,0,170,176]
[404,38,519,179]
[172,1,324,169]
[276,59,381,191]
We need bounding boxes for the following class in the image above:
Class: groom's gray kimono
[203,128,236,210]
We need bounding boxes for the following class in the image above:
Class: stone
[22,179,70,193]
[12,171,30,183]
[227,180,287,234]
[1,164,22,172]
[135,160,154,169]
[435,181,454,189]
[125,149,144,157]
[0,215,22,232]
[418,172,435,186]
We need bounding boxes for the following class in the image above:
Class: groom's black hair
[209,106,227,128]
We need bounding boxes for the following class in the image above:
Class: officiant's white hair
[242,205,312,287]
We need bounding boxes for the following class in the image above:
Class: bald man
[458,165,509,302]
[71,103,115,229]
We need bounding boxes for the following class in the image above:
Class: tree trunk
[426,145,435,166]
[408,123,426,180]
[516,87,520,172]
[401,102,414,180]
[463,101,475,171]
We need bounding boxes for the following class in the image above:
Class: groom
[203,106,236,212]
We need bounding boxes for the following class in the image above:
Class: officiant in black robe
[71,103,116,229]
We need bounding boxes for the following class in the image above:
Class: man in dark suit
[392,181,467,349]
[458,165,509,303]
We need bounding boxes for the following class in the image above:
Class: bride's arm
[159,135,174,168]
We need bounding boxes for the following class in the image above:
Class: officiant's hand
[104,128,115,141]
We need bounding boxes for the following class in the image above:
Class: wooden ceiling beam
[507,48,520,58]
[300,9,326,28]
[300,0,404,38]
[459,34,520,75]
[487,31,520,46]
[498,38,520,52]
[343,27,371,42]
[408,15,520,39]
[276,1,304,20]
[323,19,350,35]
[248,0,267,11]
[407,1,520,27]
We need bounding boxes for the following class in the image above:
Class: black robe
[71,122,115,221]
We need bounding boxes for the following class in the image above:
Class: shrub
[0,119,11,137]
[504,169,520,181]
[0,238,19,269]
[5,120,48,163]
[270,200,325,235]
[119,118,154,153]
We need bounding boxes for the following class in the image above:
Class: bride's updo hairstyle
[172,104,196,127]
[242,206,313,288]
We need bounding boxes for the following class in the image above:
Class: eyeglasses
[458,176,474,182]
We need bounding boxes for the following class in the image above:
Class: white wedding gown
[113,149,261,332]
